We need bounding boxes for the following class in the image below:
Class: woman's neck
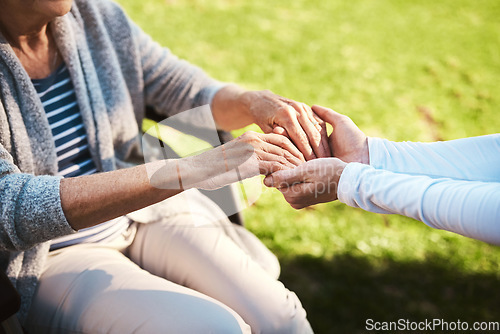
[0,1,53,48]
[0,2,66,79]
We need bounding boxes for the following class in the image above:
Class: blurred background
[117,0,500,332]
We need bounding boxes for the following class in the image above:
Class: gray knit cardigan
[0,0,222,323]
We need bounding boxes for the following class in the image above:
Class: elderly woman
[0,0,329,332]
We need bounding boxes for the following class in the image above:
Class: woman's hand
[242,90,330,161]
[264,106,368,210]
[189,131,305,190]
[264,158,347,209]
[312,105,369,164]
[147,131,305,191]
[211,86,329,161]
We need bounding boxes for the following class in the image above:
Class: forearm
[60,161,181,231]
[211,85,254,130]
[60,137,263,230]
[368,134,500,182]
[339,163,500,244]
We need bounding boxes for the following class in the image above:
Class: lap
[27,190,312,334]
[128,190,312,334]
[26,245,250,334]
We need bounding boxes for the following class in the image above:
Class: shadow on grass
[279,253,500,334]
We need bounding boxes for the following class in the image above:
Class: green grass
[118,0,500,332]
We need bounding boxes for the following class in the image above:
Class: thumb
[311,105,344,126]
[272,126,290,140]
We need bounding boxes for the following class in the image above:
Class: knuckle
[340,114,352,123]
[283,151,293,160]
[238,132,250,141]
[242,131,260,143]
[269,161,280,170]
[278,106,292,116]
[274,161,286,170]
[278,136,288,145]
[244,144,255,155]
[300,132,310,143]
[310,128,322,139]
[280,103,294,113]
[297,105,308,115]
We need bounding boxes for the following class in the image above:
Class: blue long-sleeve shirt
[338,134,500,244]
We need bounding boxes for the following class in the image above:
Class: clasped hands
[224,93,370,211]
[264,105,370,209]
[235,100,370,210]
[148,90,368,211]
[228,100,370,210]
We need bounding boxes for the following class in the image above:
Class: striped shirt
[32,64,131,251]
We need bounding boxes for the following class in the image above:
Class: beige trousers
[26,190,313,334]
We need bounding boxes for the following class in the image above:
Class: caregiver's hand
[242,90,330,161]
[148,131,305,191]
[312,105,369,164]
[264,158,347,209]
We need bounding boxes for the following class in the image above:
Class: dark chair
[0,270,23,334]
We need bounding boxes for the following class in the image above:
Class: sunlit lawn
[118,0,500,332]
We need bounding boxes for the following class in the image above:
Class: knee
[148,297,251,334]
[196,304,250,334]
[251,316,313,334]
[249,291,314,334]
[204,318,251,334]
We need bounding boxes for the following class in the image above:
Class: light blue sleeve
[368,134,500,182]
[338,163,500,245]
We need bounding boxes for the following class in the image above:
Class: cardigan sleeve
[338,162,500,245]
[368,134,500,182]
[0,145,75,251]
[129,20,226,120]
